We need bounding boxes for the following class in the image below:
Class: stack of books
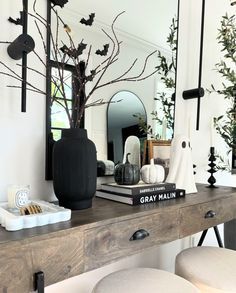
[96,182,185,205]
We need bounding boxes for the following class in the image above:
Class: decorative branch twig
[0,1,159,129]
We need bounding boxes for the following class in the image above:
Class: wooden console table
[1,184,236,292]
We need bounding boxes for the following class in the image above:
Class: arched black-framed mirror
[107,91,147,164]
[45,0,180,179]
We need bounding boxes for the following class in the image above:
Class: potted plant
[208,13,236,249]
[208,13,236,171]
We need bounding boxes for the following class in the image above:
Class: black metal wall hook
[182,87,205,100]
[34,271,45,293]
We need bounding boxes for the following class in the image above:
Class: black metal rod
[21,0,28,112]
[197,229,208,246]
[198,227,224,247]
[196,0,205,130]
[213,226,224,247]
[45,1,52,180]
[172,0,180,130]
[21,52,27,112]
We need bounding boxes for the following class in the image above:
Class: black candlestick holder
[207,147,218,188]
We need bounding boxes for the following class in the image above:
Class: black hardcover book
[96,188,185,205]
[100,182,176,196]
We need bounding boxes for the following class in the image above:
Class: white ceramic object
[123,136,141,168]
[166,135,197,194]
[7,185,30,209]
[141,159,165,184]
[0,200,71,231]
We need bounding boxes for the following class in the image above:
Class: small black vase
[52,128,97,210]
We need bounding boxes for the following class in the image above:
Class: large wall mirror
[46,0,179,179]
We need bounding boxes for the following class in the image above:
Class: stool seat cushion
[92,268,200,293]
[175,246,236,293]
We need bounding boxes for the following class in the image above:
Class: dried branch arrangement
[0,0,159,128]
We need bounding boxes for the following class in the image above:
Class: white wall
[175,0,234,249]
[0,0,234,292]
[176,0,236,187]
[0,1,55,201]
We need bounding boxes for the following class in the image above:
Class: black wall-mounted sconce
[7,34,35,60]
[182,0,206,130]
[8,0,35,112]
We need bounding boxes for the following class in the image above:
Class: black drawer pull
[34,271,44,293]
[205,210,216,218]
[129,229,149,241]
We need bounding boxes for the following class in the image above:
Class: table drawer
[179,196,236,238]
[0,230,84,293]
[84,210,179,271]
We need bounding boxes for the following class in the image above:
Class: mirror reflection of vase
[107,91,147,165]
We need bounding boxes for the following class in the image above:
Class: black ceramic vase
[52,128,97,210]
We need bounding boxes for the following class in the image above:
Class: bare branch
[0,71,23,83]
[0,61,44,93]
[85,98,122,108]
[34,20,47,54]
[1,4,159,129]
[33,0,47,25]
[97,49,157,89]
[112,58,138,80]
[16,63,46,78]
[7,85,46,95]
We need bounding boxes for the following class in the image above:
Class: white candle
[7,185,30,209]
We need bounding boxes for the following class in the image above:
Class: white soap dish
[0,200,71,231]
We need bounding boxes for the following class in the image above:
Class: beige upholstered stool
[92,268,200,293]
[175,246,236,293]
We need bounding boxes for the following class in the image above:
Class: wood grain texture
[1,185,235,244]
[0,184,235,292]
[179,195,236,238]
[84,210,179,271]
[0,229,84,293]
[29,230,84,287]
[0,242,32,293]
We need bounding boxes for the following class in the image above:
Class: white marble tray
[0,200,71,231]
